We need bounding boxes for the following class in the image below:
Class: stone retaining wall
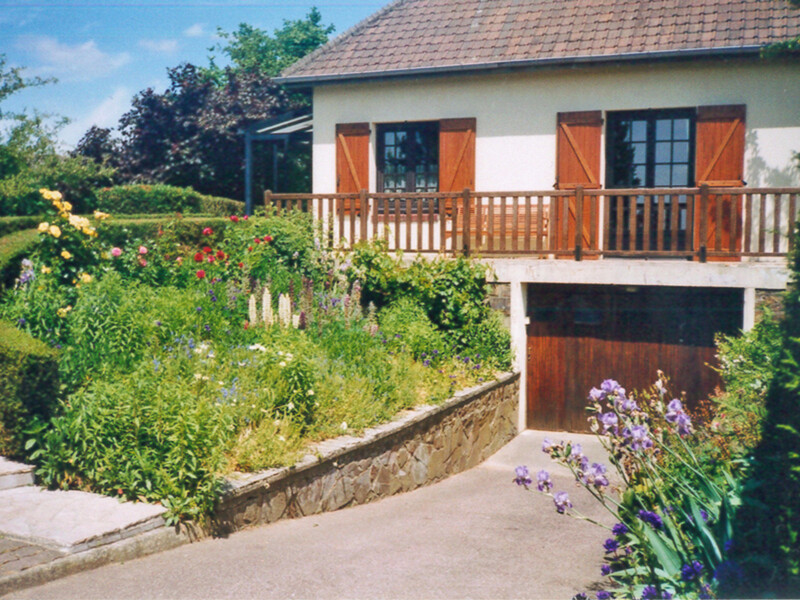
[214,372,520,533]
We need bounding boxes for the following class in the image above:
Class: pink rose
[138,246,148,255]
[111,247,122,257]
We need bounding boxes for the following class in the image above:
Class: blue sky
[0,0,386,148]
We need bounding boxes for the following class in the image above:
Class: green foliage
[27,361,231,524]
[378,297,445,359]
[0,216,42,237]
[95,184,243,216]
[0,319,59,458]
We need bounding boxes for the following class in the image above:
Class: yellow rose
[62,201,72,212]
[79,273,92,284]
[41,265,52,274]
[61,250,72,260]
[49,225,61,238]
[38,222,49,233]
[93,210,110,221]
[39,189,61,201]
[57,305,72,318]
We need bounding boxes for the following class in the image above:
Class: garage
[526,284,743,432]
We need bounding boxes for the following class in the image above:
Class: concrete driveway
[7,430,613,600]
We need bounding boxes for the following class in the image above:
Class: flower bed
[0,189,512,524]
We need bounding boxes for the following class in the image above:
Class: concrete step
[0,458,35,491]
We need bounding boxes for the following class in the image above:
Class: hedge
[95,185,243,216]
[0,229,38,291]
[0,320,60,459]
[0,216,43,237]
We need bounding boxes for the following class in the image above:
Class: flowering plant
[516,375,742,600]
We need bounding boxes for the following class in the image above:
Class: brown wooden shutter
[694,105,745,259]
[336,122,369,215]
[554,111,602,253]
[439,118,476,193]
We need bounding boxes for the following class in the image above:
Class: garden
[0,187,512,524]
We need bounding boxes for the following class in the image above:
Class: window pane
[674,119,690,141]
[634,165,646,186]
[655,142,671,163]
[672,165,689,186]
[630,121,647,142]
[654,164,671,186]
[633,143,647,164]
[385,131,395,145]
[673,142,689,163]
[655,119,672,141]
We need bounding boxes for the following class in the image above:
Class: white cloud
[16,35,131,82]
[138,39,179,54]
[60,86,130,147]
[183,23,206,38]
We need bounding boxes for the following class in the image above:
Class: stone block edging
[214,371,520,532]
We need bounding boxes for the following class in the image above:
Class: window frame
[605,108,697,190]
[376,121,440,194]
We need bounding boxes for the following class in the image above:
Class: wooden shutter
[336,122,369,215]
[694,105,745,260]
[554,111,602,253]
[439,118,476,193]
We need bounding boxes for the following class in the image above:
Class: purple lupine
[681,561,704,582]
[612,522,629,537]
[553,491,572,514]
[513,465,532,487]
[603,538,619,553]
[640,586,658,600]
[537,469,553,492]
[638,510,664,530]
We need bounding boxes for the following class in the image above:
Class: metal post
[244,132,253,216]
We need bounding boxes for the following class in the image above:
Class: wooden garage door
[526,284,742,432]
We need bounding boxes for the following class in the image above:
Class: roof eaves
[275,45,765,88]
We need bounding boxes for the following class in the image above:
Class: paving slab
[0,486,167,554]
[0,459,34,491]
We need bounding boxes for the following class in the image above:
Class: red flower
[243,321,249,330]
[194,252,204,262]
[248,246,253,251]
[138,258,147,267]
[230,215,240,223]
[203,246,213,254]
[202,227,213,236]
[238,262,244,268]
[254,237,261,244]
[196,270,206,279]
[263,235,273,243]
[216,249,225,259]
[207,255,215,263]
[243,215,249,220]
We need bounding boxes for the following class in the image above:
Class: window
[606,109,696,251]
[377,122,439,193]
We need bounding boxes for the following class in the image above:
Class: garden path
[6,430,614,599]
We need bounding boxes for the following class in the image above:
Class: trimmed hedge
[96,185,243,216]
[0,229,38,291]
[100,217,231,248]
[0,216,43,237]
[0,320,60,459]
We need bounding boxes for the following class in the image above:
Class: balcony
[265,185,800,261]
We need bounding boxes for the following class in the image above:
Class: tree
[205,8,334,80]
[73,126,119,168]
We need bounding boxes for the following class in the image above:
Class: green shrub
[378,297,444,360]
[0,320,59,458]
[95,185,243,216]
[0,216,42,237]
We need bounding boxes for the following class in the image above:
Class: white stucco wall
[312,59,800,193]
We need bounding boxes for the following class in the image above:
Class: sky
[0,0,386,148]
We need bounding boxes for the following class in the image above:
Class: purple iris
[603,538,619,553]
[641,587,672,599]
[536,469,553,492]
[627,425,653,451]
[513,465,532,487]
[612,522,629,537]
[681,561,704,582]
[601,379,620,394]
[638,510,664,530]
[600,564,612,576]
[615,395,638,412]
[568,443,584,464]
[542,438,555,453]
[599,412,618,432]
[596,591,613,600]
[553,491,572,514]
[676,412,692,435]
[589,387,604,401]
[588,463,609,488]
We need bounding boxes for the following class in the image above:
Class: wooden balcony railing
[265,185,800,261]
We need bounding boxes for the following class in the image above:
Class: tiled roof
[279,0,800,83]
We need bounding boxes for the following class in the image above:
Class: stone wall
[488,282,511,327]
[214,372,519,533]
[756,289,786,323]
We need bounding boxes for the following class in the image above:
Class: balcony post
[359,189,368,243]
[699,184,709,262]
[462,188,472,257]
[574,185,584,261]
[264,189,272,215]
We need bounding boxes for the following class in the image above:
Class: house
[272,0,800,432]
